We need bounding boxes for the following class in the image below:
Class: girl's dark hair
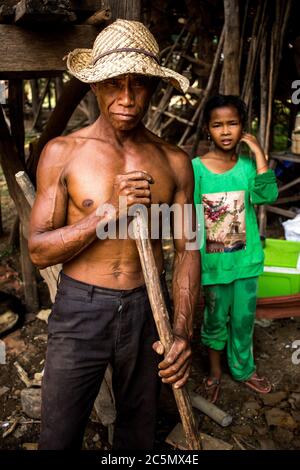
[203,94,248,128]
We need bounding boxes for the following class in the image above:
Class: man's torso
[59,126,178,289]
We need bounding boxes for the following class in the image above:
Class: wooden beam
[256,294,300,319]
[0,25,99,78]
[265,205,296,218]
[270,153,300,164]
[278,176,300,193]
[272,195,300,205]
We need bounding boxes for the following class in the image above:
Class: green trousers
[201,277,258,381]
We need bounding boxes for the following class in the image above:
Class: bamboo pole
[186,27,225,153]
[223,0,240,95]
[133,210,201,450]
[265,28,275,156]
[259,31,267,146]
[147,32,194,133]
[238,0,250,69]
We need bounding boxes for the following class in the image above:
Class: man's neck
[93,116,146,147]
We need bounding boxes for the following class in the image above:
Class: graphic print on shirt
[202,190,246,253]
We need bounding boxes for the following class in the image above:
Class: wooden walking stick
[133,210,201,450]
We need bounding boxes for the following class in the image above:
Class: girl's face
[208,105,243,151]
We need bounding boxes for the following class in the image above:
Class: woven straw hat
[66,19,189,93]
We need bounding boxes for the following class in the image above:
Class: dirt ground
[1,178,300,451]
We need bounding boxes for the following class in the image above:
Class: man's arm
[28,138,105,269]
[154,150,201,388]
[29,138,153,269]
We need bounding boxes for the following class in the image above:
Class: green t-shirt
[192,155,278,285]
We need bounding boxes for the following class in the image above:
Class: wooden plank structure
[0,24,100,78]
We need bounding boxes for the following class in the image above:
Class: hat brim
[66,48,189,93]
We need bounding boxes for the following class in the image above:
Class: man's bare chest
[65,152,176,215]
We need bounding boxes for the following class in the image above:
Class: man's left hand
[152,336,192,389]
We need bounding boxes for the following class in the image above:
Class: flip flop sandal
[203,376,221,404]
[243,374,272,394]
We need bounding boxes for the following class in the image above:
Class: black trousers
[39,271,171,450]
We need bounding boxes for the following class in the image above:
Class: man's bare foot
[243,372,272,394]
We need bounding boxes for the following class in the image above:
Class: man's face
[92,74,155,131]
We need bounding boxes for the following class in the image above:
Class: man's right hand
[108,170,154,218]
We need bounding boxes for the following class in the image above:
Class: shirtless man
[29,19,200,450]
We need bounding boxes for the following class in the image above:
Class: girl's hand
[240,133,264,157]
[240,133,268,173]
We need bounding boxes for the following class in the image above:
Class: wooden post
[8,216,20,249]
[223,0,240,95]
[109,0,141,21]
[30,79,39,117]
[20,224,39,312]
[55,77,64,103]
[0,106,31,231]
[31,78,51,131]
[133,211,201,450]
[8,79,25,164]
[0,105,37,310]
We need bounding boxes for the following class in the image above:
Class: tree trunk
[223,0,240,95]
[109,0,141,21]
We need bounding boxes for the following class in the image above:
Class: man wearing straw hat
[29,19,200,449]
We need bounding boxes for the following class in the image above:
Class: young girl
[192,95,278,403]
